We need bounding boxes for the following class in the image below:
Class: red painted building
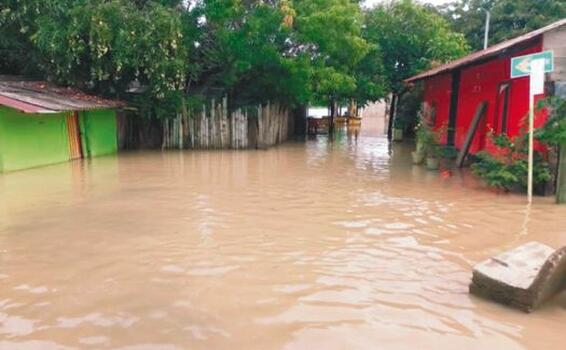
[407,19,566,155]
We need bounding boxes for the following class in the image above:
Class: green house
[0,81,121,172]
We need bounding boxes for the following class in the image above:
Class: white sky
[363,0,452,8]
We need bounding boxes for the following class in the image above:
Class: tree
[0,0,466,128]
[30,0,197,117]
[365,0,468,95]
[293,0,370,133]
[0,0,65,76]
[439,0,566,52]
[350,41,387,108]
[536,97,566,203]
[192,0,311,108]
[197,0,372,131]
[364,0,468,137]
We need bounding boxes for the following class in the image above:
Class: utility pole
[483,9,490,50]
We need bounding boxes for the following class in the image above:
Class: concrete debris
[470,242,566,312]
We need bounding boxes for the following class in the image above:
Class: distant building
[0,80,121,172]
[405,19,566,155]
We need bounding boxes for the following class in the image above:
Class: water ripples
[1,129,565,349]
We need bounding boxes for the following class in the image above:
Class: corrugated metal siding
[0,81,121,114]
[0,95,55,114]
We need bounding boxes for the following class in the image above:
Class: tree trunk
[329,98,337,137]
[348,100,357,117]
[387,93,398,140]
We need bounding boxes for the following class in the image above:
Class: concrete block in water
[470,242,566,312]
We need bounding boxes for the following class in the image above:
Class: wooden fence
[118,99,293,150]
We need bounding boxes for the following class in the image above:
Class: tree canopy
[364,0,469,95]
[439,0,566,52]
[0,0,470,116]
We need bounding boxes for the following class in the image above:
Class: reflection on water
[1,116,565,350]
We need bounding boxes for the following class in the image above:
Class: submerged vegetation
[412,105,451,170]
[471,98,566,193]
[471,133,552,192]
[536,97,566,147]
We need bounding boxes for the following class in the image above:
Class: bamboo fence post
[259,105,263,146]
[162,118,168,150]
[211,98,216,148]
[221,105,224,148]
[222,97,228,148]
[234,110,238,149]
[192,113,195,149]
[178,114,183,149]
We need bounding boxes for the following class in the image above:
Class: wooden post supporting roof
[387,94,397,140]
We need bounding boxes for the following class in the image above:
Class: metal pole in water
[528,90,534,203]
[528,59,546,203]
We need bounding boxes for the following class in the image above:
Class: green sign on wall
[511,51,554,78]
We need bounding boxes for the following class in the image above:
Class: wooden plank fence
[119,99,292,150]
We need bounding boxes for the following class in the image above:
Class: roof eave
[404,18,566,83]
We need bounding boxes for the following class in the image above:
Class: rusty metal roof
[406,18,566,83]
[0,81,122,114]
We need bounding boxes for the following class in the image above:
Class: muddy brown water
[1,117,566,350]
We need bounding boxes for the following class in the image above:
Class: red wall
[422,73,452,143]
[423,38,547,154]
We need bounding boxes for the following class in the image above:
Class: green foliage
[350,46,388,106]
[536,97,566,146]
[395,84,423,131]
[440,0,566,51]
[414,104,449,158]
[471,133,551,191]
[470,97,565,195]
[415,121,435,154]
[364,0,469,94]
[33,0,192,100]
[294,0,371,107]
[393,116,406,129]
[197,0,298,106]
[0,0,62,75]
[439,145,458,159]
[0,0,469,118]
[295,0,369,68]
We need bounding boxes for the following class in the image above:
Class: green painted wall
[80,109,118,157]
[0,107,70,172]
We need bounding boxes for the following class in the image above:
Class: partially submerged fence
[117,99,293,150]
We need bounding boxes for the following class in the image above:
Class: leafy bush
[536,97,566,146]
[415,121,434,152]
[439,144,458,159]
[415,107,448,161]
[393,116,407,129]
[471,133,551,191]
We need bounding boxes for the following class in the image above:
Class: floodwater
[1,116,566,350]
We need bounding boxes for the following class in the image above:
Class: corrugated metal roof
[0,81,122,114]
[406,18,566,83]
